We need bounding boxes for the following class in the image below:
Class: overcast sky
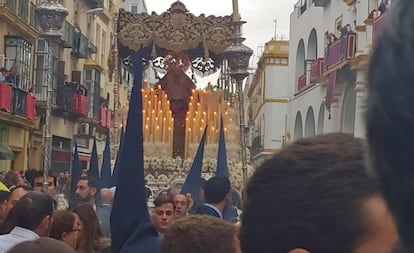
[146,0,297,59]
[145,0,298,86]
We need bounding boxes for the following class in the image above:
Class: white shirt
[0,226,39,253]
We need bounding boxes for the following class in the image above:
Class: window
[84,68,101,120]
[18,0,29,22]
[29,2,37,29]
[34,39,59,102]
[5,36,32,91]
[95,24,102,64]
[131,5,138,14]
[101,31,106,66]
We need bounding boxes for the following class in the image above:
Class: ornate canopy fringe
[117,1,233,56]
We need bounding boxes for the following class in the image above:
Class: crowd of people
[0,0,413,252]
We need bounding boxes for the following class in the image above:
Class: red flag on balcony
[0,83,12,113]
[100,107,107,127]
[26,92,36,121]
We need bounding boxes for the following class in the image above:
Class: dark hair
[24,169,39,185]
[30,170,57,188]
[366,0,414,249]
[204,177,230,204]
[15,192,55,231]
[240,133,380,253]
[78,176,98,189]
[49,210,76,240]
[154,194,175,209]
[161,215,237,253]
[72,204,110,252]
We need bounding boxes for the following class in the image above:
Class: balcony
[251,136,264,157]
[71,34,97,59]
[310,58,325,83]
[324,33,356,73]
[0,82,36,122]
[55,85,89,117]
[314,0,330,7]
[297,74,307,92]
[0,0,38,39]
[373,14,387,44]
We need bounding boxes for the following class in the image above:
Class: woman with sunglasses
[49,209,80,250]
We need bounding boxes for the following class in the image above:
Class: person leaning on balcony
[77,84,88,96]
[73,23,81,53]
[325,32,337,69]
[378,0,391,15]
[337,24,349,60]
[0,68,11,83]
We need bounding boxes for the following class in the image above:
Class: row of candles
[142,87,174,144]
[141,85,231,158]
[185,88,229,145]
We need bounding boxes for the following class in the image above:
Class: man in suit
[196,177,230,219]
[96,188,113,236]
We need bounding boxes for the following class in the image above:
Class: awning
[0,144,15,160]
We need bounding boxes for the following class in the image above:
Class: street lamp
[224,6,253,185]
[35,0,68,192]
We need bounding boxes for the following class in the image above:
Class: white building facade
[123,0,148,14]
[246,40,289,168]
[246,0,386,167]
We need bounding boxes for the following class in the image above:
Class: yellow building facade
[0,0,125,172]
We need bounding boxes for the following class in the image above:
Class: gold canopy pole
[232,0,241,21]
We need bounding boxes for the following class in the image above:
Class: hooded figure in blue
[110,50,160,253]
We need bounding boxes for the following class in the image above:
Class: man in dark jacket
[196,177,230,219]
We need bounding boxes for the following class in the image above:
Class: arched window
[294,111,303,141]
[304,107,315,137]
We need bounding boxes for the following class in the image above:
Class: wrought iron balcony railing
[12,87,27,117]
